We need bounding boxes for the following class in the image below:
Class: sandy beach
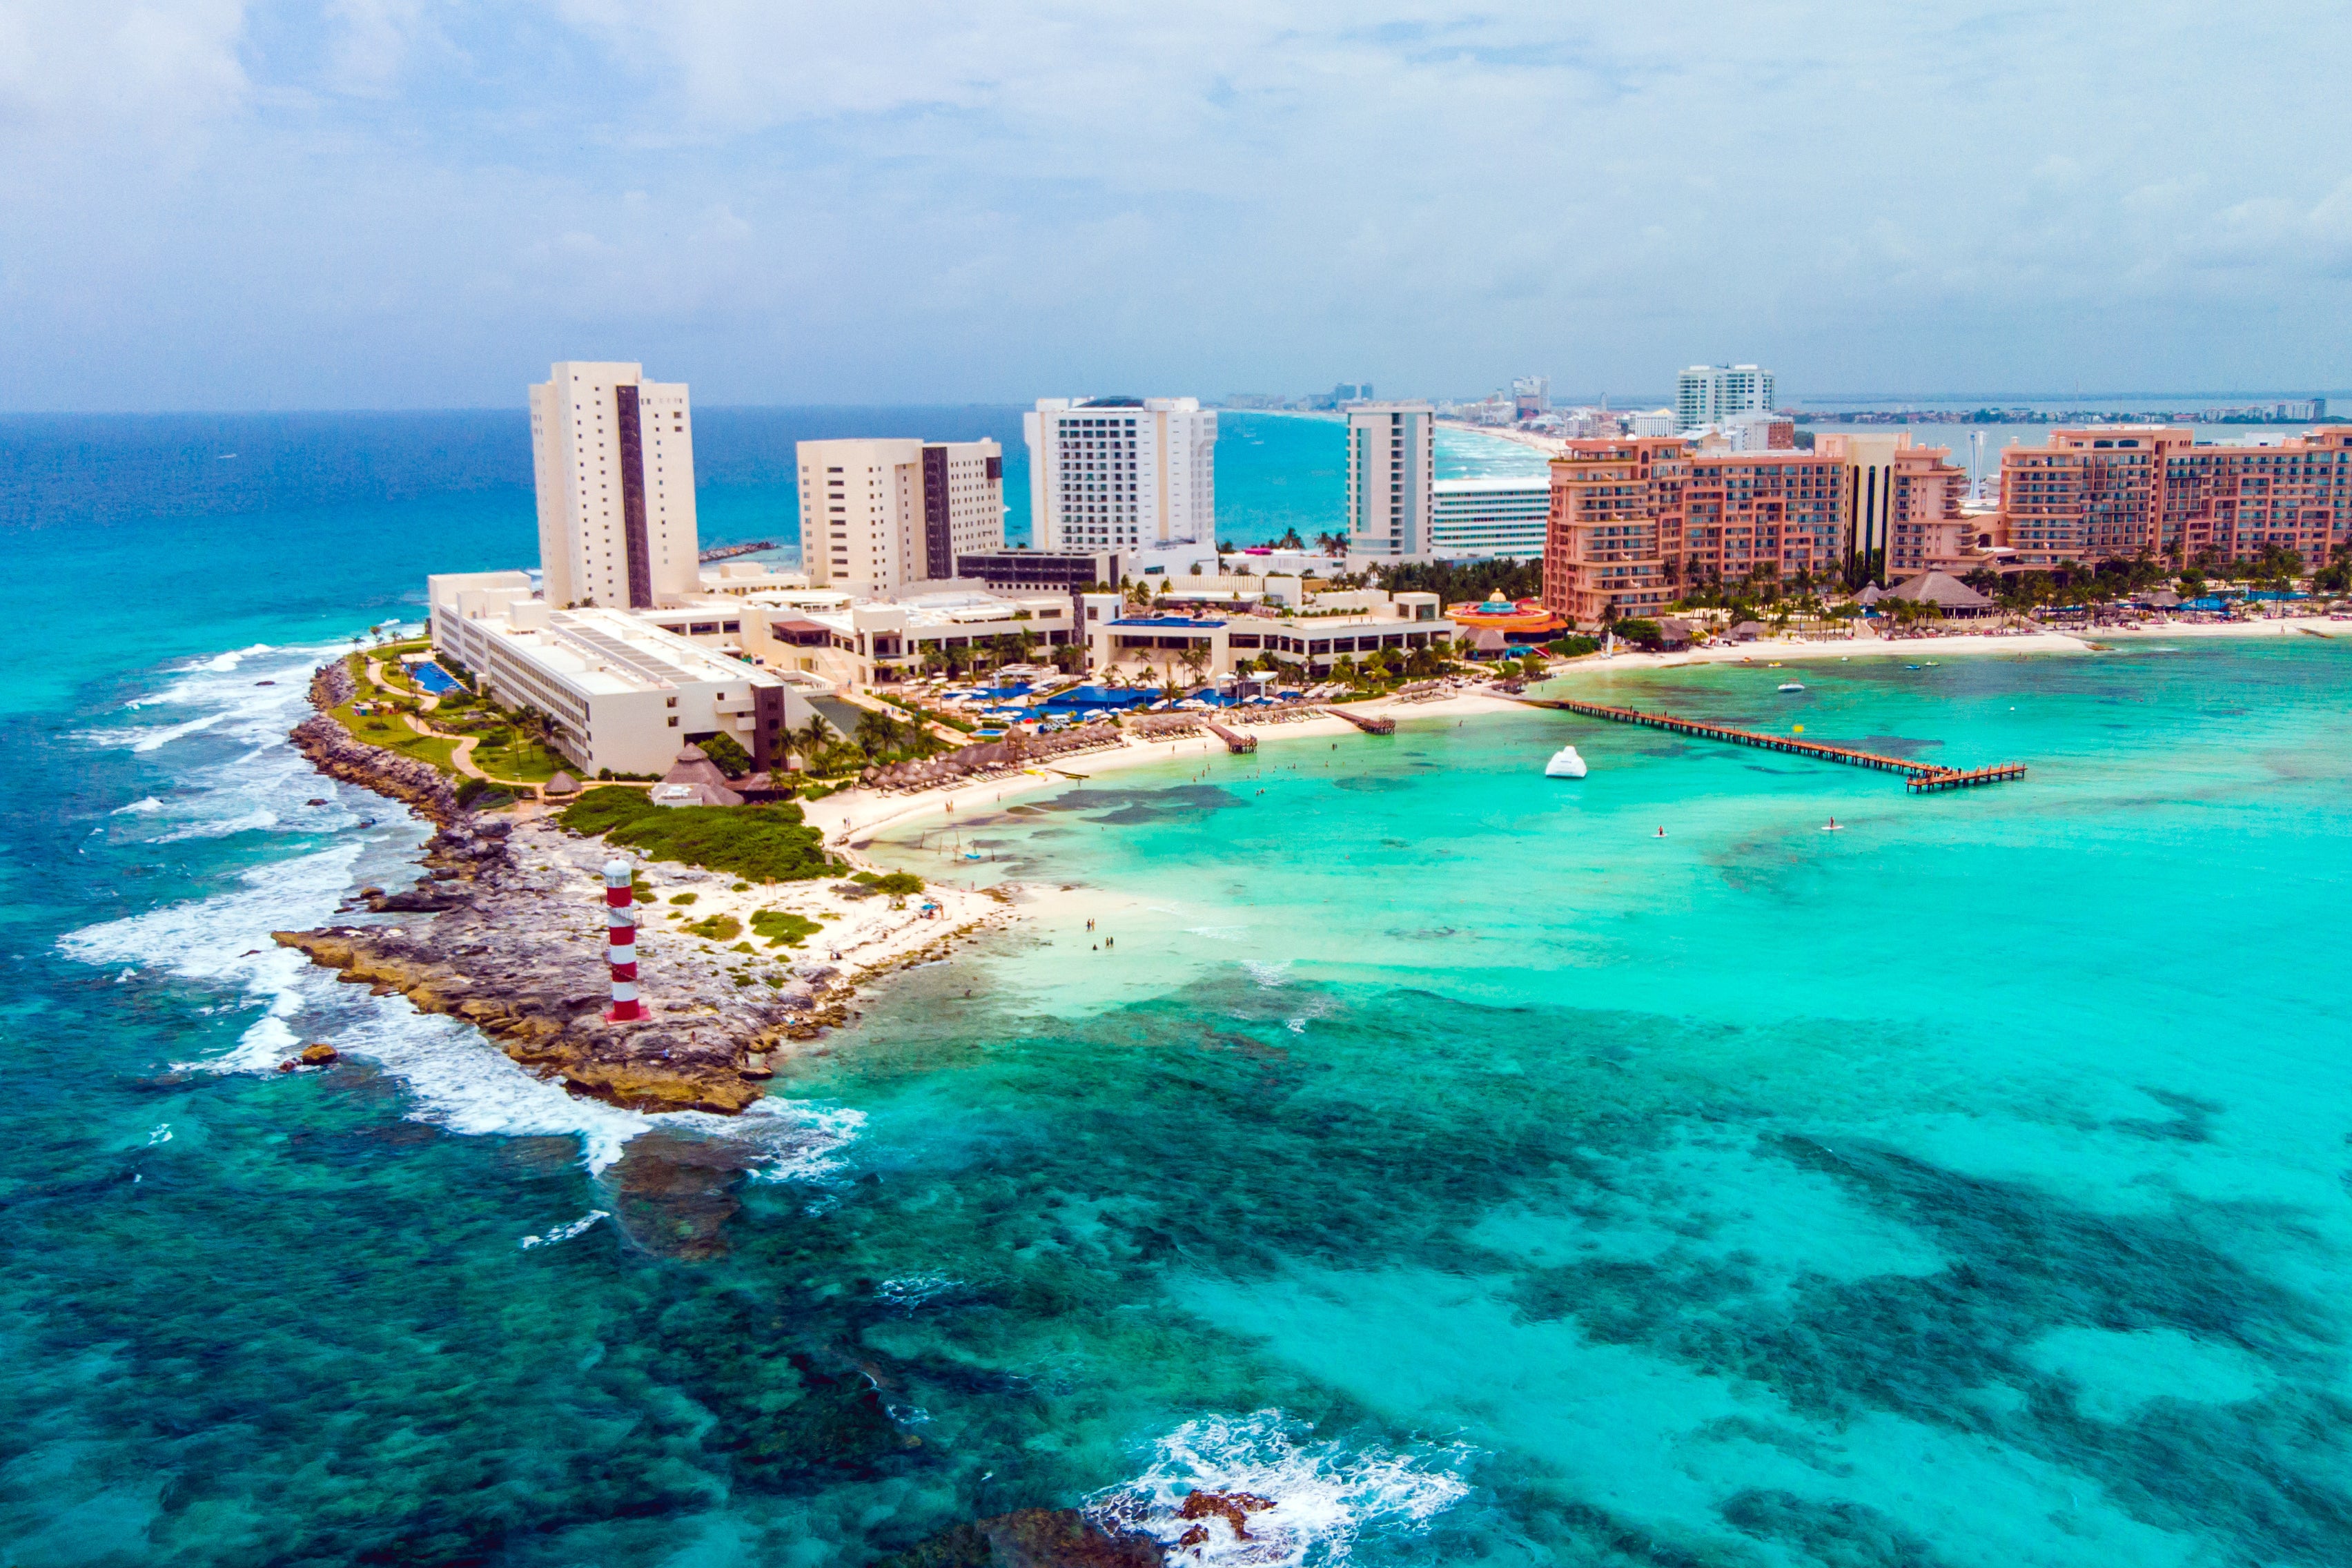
[1537,614,2342,677]
[801,689,1527,852]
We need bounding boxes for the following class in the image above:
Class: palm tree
[790,718,835,773]
[855,709,901,758]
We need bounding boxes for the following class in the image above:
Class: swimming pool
[409,660,462,695]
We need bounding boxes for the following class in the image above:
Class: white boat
[1778,681,1805,692]
[1545,745,1587,778]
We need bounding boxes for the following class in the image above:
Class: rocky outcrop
[275,656,912,1119]
[277,814,852,1115]
[309,658,356,710]
[291,713,460,825]
[1174,1491,1273,1547]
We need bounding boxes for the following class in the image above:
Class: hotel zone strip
[604,859,643,1022]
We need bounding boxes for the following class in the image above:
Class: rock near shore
[291,713,460,824]
[276,657,836,1116]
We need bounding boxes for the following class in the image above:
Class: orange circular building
[1444,593,1568,639]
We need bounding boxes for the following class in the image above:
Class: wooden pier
[1206,721,1257,754]
[1329,707,1396,735]
[1906,762,2027,793]
[1522,698,2023,794]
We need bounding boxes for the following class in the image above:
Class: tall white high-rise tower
[528,362,699,610]
[1676,364,1776,431]
[1023,398,1216,550]
[1345,402,1435,562]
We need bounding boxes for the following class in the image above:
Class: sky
[3,1,2349,411]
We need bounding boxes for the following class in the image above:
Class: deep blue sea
[7,410,2352,1566]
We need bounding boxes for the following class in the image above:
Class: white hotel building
[1344,402,1436,562]
[1676,364,1776,432]
[1430,476,1550,558]
[1024,398,1216,551]
[795,438,1006,596]
[529,362,699,609]
[429,574,812,778]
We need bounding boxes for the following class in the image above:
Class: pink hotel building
[1999,427,2352,569]
[1542,423,2352,625]
[1541,434,1968,627]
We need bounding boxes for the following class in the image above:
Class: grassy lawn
[468,729,569,784]
[329,697,464,777]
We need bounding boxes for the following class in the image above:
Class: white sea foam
[1187,925,1248,941]
[146,1123,173,1146]
[724,1097,868,1183]
[1090,1410,1473,1565]
[876,1274,960,1311]
[57,794,652,1170]
[1242,960,1293,989]
[90,639,350,758]
[64,636,872,1177]
[520,1210,609,1249]
[113,796,165,816]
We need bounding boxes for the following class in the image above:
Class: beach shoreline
[800,691,1527,852]
[1532,614,2340,677]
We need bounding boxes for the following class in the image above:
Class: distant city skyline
[6,3,2351,411]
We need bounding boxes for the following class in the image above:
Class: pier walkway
[1206,721,1257,754]
[1329,707,1396,735]
[1522,698,2023,794]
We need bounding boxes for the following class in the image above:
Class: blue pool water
[409,660,461,694]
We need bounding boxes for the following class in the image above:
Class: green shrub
[684,913,743,941]
[557,787,834,883]
[453,776,512,808]
[699,732,753,776]
[872,871,924,897]
[749,909,823,948]
[668,892,698,905]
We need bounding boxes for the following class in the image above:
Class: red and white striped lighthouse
[603,858,643,1021]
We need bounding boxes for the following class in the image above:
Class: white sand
[623,855,1007,985]
[801,689,1524,852]
[1536,614,2345,678]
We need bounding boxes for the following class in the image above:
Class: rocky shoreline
[270,658,938,1115]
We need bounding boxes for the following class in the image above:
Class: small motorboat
[1544,745,1588,779]
[1778,681,1805,692]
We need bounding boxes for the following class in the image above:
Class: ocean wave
[520,1211,609,1249]
[55,840,656,1172]
[90,638,353,758]
[1090,1410,1473,1565]
[199,643,277,673]
[876,1274,961,1311]
[1242,959,1293,988]
[728,1097,868,1183]
[62,633,864,1178]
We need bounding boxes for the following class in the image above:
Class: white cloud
[5,1,2352,406]
[0,0,251,140]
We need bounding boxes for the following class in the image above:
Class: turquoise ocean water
[7,411,2352,1565]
